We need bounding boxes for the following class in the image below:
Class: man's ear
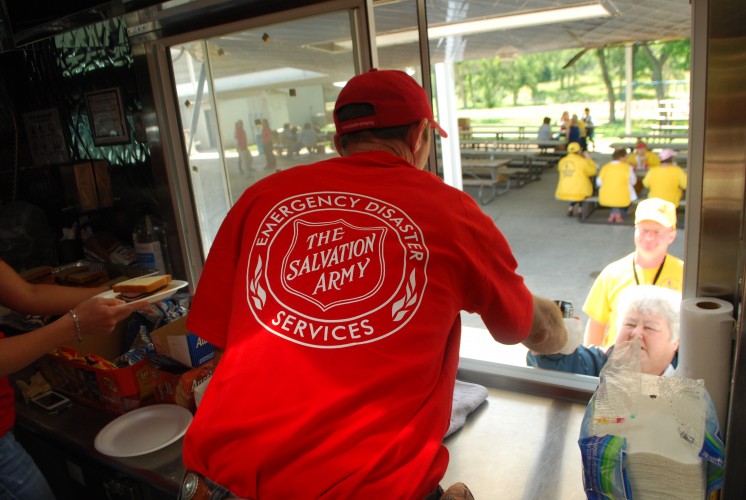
[333,134,343,155]
[406,119,429,152]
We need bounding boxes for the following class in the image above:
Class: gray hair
[615,285,682,342]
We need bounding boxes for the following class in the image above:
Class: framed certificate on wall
[86,87,130,145]
[22,107,70,166]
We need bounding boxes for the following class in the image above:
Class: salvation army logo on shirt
[246,192,428,348]
[282,219,387,311]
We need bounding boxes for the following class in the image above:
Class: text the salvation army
[286,226,374,295]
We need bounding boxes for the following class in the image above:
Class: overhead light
[330,2,612,50]
[303,41,350,54]
[430,3,612,39]
[176,67,327,95]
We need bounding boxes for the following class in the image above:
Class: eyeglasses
[635,226,673,238]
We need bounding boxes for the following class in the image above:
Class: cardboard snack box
[150,316,215,368]
[38,346,153,415]
[149,357,217,412]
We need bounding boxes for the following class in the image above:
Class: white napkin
[446,380,488,438]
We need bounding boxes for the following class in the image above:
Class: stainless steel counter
[16,367,592,499]
[15,400,184,496]
[442,386,588,499]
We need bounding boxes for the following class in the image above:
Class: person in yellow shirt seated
[597,149,636,224]
[642,149,687,206]
[627,141,661,172]
[582,198,683,349]
[555,142,597,217]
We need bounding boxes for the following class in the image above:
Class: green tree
[453,39,690,122]
[477,58,504,108]
[593,45,627,123]
[627,39,690,101]
[500,58,532,105]
[455,60,481,108]
[596,48,617,123]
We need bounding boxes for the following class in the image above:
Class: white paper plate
[97,280,188,304]
[94,404,193,457]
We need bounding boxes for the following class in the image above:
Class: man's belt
[179,470,246,500]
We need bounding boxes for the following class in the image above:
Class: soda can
[553,300,574,318]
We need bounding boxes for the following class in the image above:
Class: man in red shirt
[181,69,581,499]
[234,120,253,174]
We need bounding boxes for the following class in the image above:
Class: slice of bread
[55,266,90,284]
[67,269,109,285]
[20,266,54,283]
[113,274,172,294]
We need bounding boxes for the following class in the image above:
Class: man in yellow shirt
[627,141,661,171]
[642,149,687,206]
[582,198,683,349]
[555,142,597,217]
[597,148,636,223]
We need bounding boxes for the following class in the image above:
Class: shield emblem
[281,219,387,311]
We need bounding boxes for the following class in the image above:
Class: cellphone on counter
[30,391,72,414]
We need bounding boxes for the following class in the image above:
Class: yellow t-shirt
[598,161,634,207]
[582,252,684,348]
[642,166,687,206]
[555,153,597,201]
[627,151,661,170]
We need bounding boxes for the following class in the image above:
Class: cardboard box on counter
[63,319,127,360]
[38,346,153,415]
[149,357,217,412]
[150,316,215,368]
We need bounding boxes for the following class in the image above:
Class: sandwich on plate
[112,274,172,302]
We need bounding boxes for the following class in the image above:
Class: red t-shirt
[183,151,533,498]
[235,127,248,150]
[0,332,15,436]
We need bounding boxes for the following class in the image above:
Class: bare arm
[584,318,607,347]
[0,260,107,316]
[521,295,568,354]
[0,297,148,377]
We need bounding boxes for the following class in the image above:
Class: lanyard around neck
[633,255,666,286]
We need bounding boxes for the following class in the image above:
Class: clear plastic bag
[578,339,725,499]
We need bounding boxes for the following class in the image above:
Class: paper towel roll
[676,297,734,427]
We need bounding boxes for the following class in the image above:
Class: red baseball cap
[636,141,647,149]
[334,69,448,138]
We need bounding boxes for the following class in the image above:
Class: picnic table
[619,133,689,142]
[608,142,689,152]
[460,138,564,153]
[460,158,513,204]
[460,150,551,184]
[649,124,689,132]
[460,125,563,140]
